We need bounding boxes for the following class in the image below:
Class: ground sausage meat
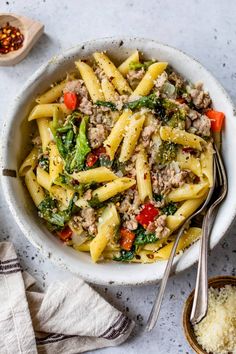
[88,124,108,148]
[187,82,211,109]
[74,207,97,236]
[152,165,189,195]
[147,215,170,239]
[127,68,145,89]
[63,79,93,115]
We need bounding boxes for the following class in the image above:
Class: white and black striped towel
[0,242,135,354]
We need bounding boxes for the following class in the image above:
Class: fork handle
[190,215,209,325]
[146,224,185,331]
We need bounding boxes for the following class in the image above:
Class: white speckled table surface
[0,0,236,353]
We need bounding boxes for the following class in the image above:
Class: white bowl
[1,38,235,285]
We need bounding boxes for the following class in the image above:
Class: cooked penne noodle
[36,166,51,191]
[75,61,104,102]
[103,109,132,160]
[155,227,202,260]
[160,126,206,151]
[167,182,209,202]
[93,52,132,94]
[50,185,74,209]
[28,103,71,121]
[25,169,45,207]
[101,78,118,102]
[36,80,66,104]
[177,150,202,177]
[49,143,64,184]
[118,50,139,76]
[72,167,118,184]
[130,62,168,98]
[90,203,120,262]
[119,113,145,162]
[37,118,52,152]
[200,143,214,187]
[74,241,91,252]
[136,148,152,201]
[19,146,39,176]
[92,177,136,202]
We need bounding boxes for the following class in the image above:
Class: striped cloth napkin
[0,242,135,354]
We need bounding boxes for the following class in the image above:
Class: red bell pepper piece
[86,147,107,167]
[57,225,73,241]
[136,203,159,228]
[206,110,225,132]
[182,147,194,154]
[120,228,136,251]
[64,92,78,110]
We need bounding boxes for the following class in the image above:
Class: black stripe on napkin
[36,333,77,345]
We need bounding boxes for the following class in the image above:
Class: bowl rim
[182,275,236,354]
[1,36,236,285]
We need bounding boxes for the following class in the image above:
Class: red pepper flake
[0,22,24,54]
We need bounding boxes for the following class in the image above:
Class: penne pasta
[36,166,51,191]
[174,195,207,219]
[25,169,45,207]
[118,50,139,76]
[75,61,104,102]
[177,150,202,177]
[36,80,66,104]
[130,62,168,98]
[90,203,120,262]
[19,146,39,176]
[103,109,132,160]
[37,118,52,152]
[136,148,153,201]
[92,177,136,203]
[49,143,64,184]
[28,103,70,121]
[155,227,202,260]
[160,126,206,151]
[93,52,132,94]
[101,78,118,102]
[50,185,74,210]
[200,143,214,187]
[72,167,118,184]
[167,182,209,202]
[119,113,145,162]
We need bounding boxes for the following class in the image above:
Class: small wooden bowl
[183,275,236,354]
[0,13,44,66]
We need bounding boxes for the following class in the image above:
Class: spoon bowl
[0,13,44,66]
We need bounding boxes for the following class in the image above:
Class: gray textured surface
[0,0,236,353]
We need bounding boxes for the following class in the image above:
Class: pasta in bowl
[1,38,235,284]
[20,50,222,263]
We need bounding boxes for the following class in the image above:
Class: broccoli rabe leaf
[38,155,49,172]
[38,195,77,229]
[129,60,155,71]
[68,116,91,173]
[95,100,117,111]
[123,93,161,111]
[113,248,135,262]
[134,226,158,245]
[153,194,163,202]
[156,141,177,165]
[162,202,177,216]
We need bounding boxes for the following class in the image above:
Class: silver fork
[146,160,216,332]
[190,144,227,325]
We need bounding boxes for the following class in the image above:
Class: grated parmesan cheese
[193,285,236,354]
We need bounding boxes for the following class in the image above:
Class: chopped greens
[38,195,77,230]
[123,93,161,111]
[156,141,177,165]
[162,202,177,216]
[129,60,155,71]
[161,99,186,129]
[134,226,158,245]
[95,100,117,111]
[67,116,91,173]
[38,155,49,172]
[113,248,135,262]
[153,194,163,202]
[99,154,113,168]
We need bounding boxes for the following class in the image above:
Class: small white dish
[1,37,235,285]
